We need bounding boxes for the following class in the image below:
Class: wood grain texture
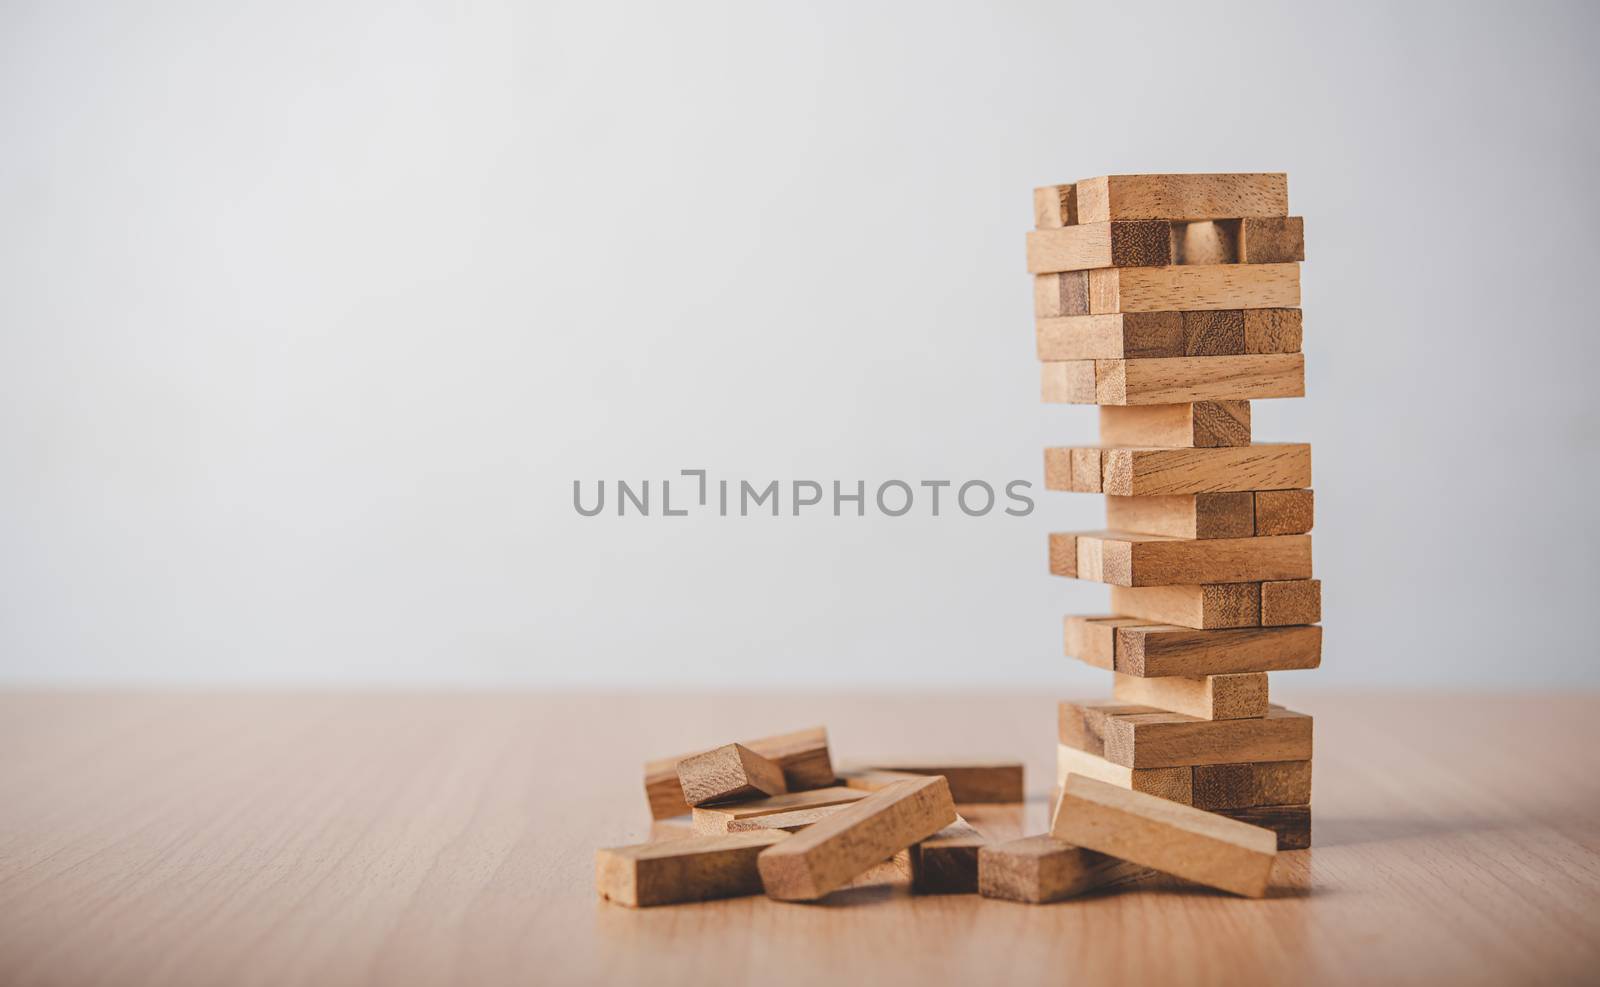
[1240,217,1305,264]
[727,805,851,833]
[677,743,787,806]
[848,762,1025,804]
[1261,579,1322,626]
[3,694,1600,985]
[692,788,867,834]
[908,817,987,894]
[1047,444,1313,496]
[1042,354,1304,406]
[1041,312,1300,363]
[646,726,834,819]
[1254,489,1315,535]
[1244,308,1303,354]
[1054,743,1193,804]
[1192,761,1313,811]
[1098,401,1252,449]
[978,835,1153,904]
[1104,491,1256,539]
[757,776,956,901]
[1051,774,1278,897]
[1216,803,1312,850]
[1090,263,1300,313]
[1060,702,1314,769]
[1075,174,1289,223]
[1054,531,1313,587]
[1026,221,1171,273]
[1033,184,1076,228]
[1034,271,1091,318]
[1112,672,1269,720]
[1115,623,1323,676]
[596,831,788,907]
[1109,583,1263,629]
[1064,616,1151,670]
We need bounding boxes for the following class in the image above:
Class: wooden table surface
[2,692,1598,986]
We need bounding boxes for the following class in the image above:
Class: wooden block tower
[1029,174,1316,850]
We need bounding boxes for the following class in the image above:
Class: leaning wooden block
[1043,444,1312,497]
[1025,221,1171,273]
[1255,488,1315,535]
[1035,270,1091,318]
[1051,773,1277,897]
[1075,173,1289,224]
[1055,743,1192,805]
[645,725,835,819]
[1104,491,1255,539]
[692,787,867,834]
[757,776,957,901]
[1033,183,1077,228]
[596,831,788,907]
[1215,803,1311,850]
[1089,263,1300,314]
[1112,671,1269,720]
[851,761,1025,803]
[1060,702,1313,768]
[909,817,987,894]
[1115,623,1322,676]
[1098,401,1251,448]
[1055,530,1313,587]
[1191,760,1313,810]
[1109,583,1262,629]
[677,743,788,806]
[978,835,1153,903]
[727,804,851,833]
[1261,578,1322,625]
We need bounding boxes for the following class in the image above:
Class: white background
[4,1,1597,687]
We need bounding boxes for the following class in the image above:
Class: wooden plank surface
[1098,401,1253,448]
[1044,444,1311,497]
[1036,312,1299,362]
[1042,354,1304,406]
[1051,530,1313,587]
[1089,263,1300,313]
[1,692,1598,985]
[1074,174,1289,223]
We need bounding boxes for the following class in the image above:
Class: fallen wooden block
[909,816,987,894]
[1042,354,1304,406]
[692,787,867,834]
[645,726,835,819]
[848,761,1024,803]
[978,834,1153,903]
[727,804,852,833]
[1112,623,1323,676]
[1059,701,1313,768]
[1075,174,1289,224]
[1051,773,1278,897]
[757,776,957,901]
[1033,183,1077,228]
[1098,401,1252,448]
[1089,263,1300,314]
[1044,444,1312,496]
[1261,578,1322,625]
[1055,743,1193,805]
[1215,803,1311,850]
[677,743,788,806]
[595,831,789,907]
[1025,221,1171,273]
[1112,671,1269,720]
[1109,583,1262,629]
[1191,760,1313,811]
[1048,530,1313,586]
[1254,488,1315,535]
[1035,271,1091,318]
[1104,491,1256,539]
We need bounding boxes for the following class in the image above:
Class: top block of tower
[1037,174,1289,227]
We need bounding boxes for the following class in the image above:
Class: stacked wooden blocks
[1032,173,1316,851]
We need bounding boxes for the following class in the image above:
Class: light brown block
[692,787,867,834]
[677,743,788,807]
[1255,489,1315,535]
[850,762,1024,803]
[1039,312,1300,363]
[726,804,851,833]
[1244,308,1303,354]
[595,831,788,907]
[1216,803,1311,850]
[1115,623,1323,676]
[1093,354,1304,406]
[1070,447,1103,492]
[1055,743,1193,805]
[1104,491,1256,539]
[1064,615,1149,670]
[1191,760,1313,811]
[1051,773,1278,897]
[1034,271,1091,318]
[1033,183,1076,228]
[1026,221,1172,273]
[1057,530,1313,587]
[1040,360,1098,403]
[1112,672,1269,720]
[1047,444,1312,496]
[1109,583,1262,629]
[836,768,923,792]
[1240,216,1305,264]
[645,726,834,819]
[1099,401,1251,448]
[978,835,1153,903]
[1261,579,1322,625]
[1075,174,1289,224]
[757,776,956,901]
[1048,532,1078,576]
[909,817,987,894]
[1059,702,1313,769]
[1089,263,1300,314]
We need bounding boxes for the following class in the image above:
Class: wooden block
[595,831,788,907]
[726,804,851,833]
[1089,263,1300,314]
[977,835,1153,903]
[1191,761,1313,811]
[1255,489,1315,535]
[1042,355,1303,406]
[1033,184,1077,228]
[909,816,987,894]
[1040,360,1098,404]
[1109,583,1262,629]
[851,762,1024,803]
[645,726,834,819]
[1099,402,1251,448]
[1034,271,1091,318]
[1244,308,1303,354]
[1112,672,1268,720]
[836,768,923,792]
[1039,312,1300,363]
[1261,578,1322,625]
[757,776,957,901]
[1048,532,1078,576]
[1060,703,1313,769]
[1115,623,1322,676]
[1064,615,1149,670]
[1075,174,1289,224]
[1215,803,1311,850]
[692,787,867,834]
[1092,444,1312,496]
[1055,743,1193,805]
[1025,221,1172,273]
[1051,773,1277,897]
[1058,530,1313,587]
[1240,217,1305,264]
[677,743,788,806]
[1104,491,1255,539]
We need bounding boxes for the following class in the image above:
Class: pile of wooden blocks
[1031,173,1317,853]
